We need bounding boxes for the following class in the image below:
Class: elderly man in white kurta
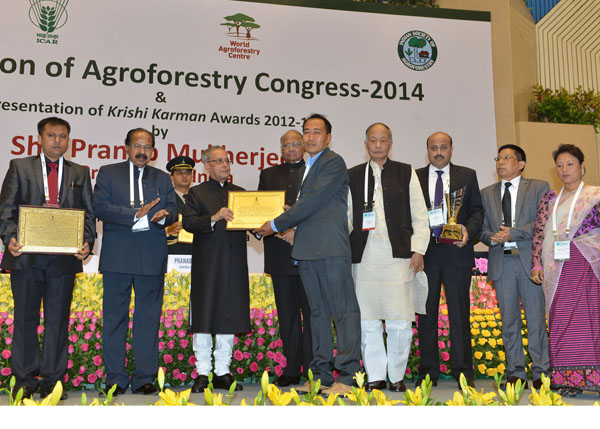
[347,123,429,392]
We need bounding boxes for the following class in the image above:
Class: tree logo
[221,13,261,40]
[29,0,69,33]
[398,30,437,71]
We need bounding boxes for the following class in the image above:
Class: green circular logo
[398,30,438,71]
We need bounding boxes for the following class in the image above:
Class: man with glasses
[183,145,250,392]
[479,144,549,390]
[165,156,195,255]
[257,130,312,387]
[93,128,177,396]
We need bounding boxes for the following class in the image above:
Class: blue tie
[433,170,444,238]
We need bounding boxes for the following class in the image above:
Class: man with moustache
[415,131,484,389]
[347,123,429,393]
[165,156,195,255]
[258,130,312,387]
[0,117,95,400]
[255,114,361,396]
[93,128,177,396]
[479,144,549,389]
[183,146,249,392]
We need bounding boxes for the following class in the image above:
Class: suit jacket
[93,161,177,275]
[258,160,304,275]
[415,163,484,268]
[167,193,193,255]
[0,155,95,273]
[479,177,549,281]
[274,147,351,261]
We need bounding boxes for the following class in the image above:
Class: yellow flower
[485,351,493,360]
[488,339,497,348]
[478,338,487,346]
[474,351,483,359]
[492,329,502,337]
[267,385,299,406]
[474,315,484,322]
[471,339,476,347]
[523,338,528,346]
[441,308,448,316]
[496,363,506,373]
[471,328,480,335]
[485,315,495,322]
[497,338,503,346]
[488,321,497,328]
[472,322,480,328]
[478,364,487,374]
[317,392,341,406]
[486,368,496,377]
[480,322,488,329]
[498,351,506,361]
[481,329,491,337]
[372,390,402,406]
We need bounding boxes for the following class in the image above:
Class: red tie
[48,163,59,205]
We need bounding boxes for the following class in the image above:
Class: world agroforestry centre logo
[28,0,69,44]
[398,30,438,71]
[218,13,262,61]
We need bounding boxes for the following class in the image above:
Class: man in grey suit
[479,144,549,390]
[255,114,361,395]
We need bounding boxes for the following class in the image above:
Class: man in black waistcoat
[258,130,312,387]
[183,145,250,392]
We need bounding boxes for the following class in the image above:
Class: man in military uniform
[165,156,195,255]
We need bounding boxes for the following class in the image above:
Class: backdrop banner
[0,0,497,271]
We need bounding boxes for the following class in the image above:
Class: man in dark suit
[0,117,95,400]
[255,114,361,396]
[93,128,177,396]
[258,130,312,388]
[165,155,195,255]
[415,131,484,389]
[183,145,249,392]
[479,144,549,389]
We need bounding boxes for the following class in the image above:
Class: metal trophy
[439,187,466,244]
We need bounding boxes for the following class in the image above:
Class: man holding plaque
[415,131,484,389]
[183,145,249,392]
[0,117,95,400]
[93,128,177,396]
[165,156,195,255]
[255,114,361,396]
[479,145,549,389]
[347,123,430,393]
[258,130,312,387]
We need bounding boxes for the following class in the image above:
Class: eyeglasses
[131,144,154,152]
[494,155,517,162]
[206,158,231,165]
[281,142,302,149]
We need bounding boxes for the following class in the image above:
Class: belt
[504,248,519,255]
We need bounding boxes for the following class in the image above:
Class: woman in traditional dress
[531,144,600,396]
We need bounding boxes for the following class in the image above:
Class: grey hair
[202,145,226,163]
[280,130,303,146]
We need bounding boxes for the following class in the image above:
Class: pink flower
[158,330,164,338]
[164,320,172,328]
[70,334,79,343]
[233,337,239,345]
[179,339,189,348]
[236,367,244,374]
[276,339,283,348]
[6,318,14,325]
[266,319,273,327]
[243,352,251,359]
[266,351,275,359]
[167,340,175,349]
[257,338,265,347]
[280,355,287,368]
[233,350,243,361]
[87,373,97,383]
[254,319,262,327]
[1,350,11,359]
[128,321,133,329]
[332,349,338,357]
[274,352,283,363]
[163,354,173,364]
[249,362,259,372]
[84,332,93,340]
[173,369,181,379]
[189,355,197,366]
[81,343,89,352]
[245,338,252,347]
[68,344,74,354]
[7,326,13,335]
[269,328,276,336]
[158,341,165,351]
[275,365,283,377]
[438,340,445,349]
[167,329,176,338]
[64,374,69,383]
[79,365,86,375]
[179,373,187,382]
[96,332,101,340]
[269,341,277,350]
[93,355,103,366]
[439,364,448,373]
[167,309,174,316]
[442,330,449,336]
[257,327,266,335]
[85,310,94,318]
[256,352,264,361]
[126,343,131,351]
[76,324,84,332]
[88,323,96,332]
[177,354,184,361]
[95,343,102,350]
[175,321,183,329]
[67,360,73,369]
[177,330,186,338]
[95,369,103,378]
[1,368,11,376]
[37,325,44,334]
[441,352,450,362]
[72,378,81,387]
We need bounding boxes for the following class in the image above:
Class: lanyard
[129,163,145,208]
[364,162,379,209]
[40,156,63,205]
[552,180,584,236]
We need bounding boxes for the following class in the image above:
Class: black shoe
[213,373,243,391]
[415,377,438,387]
[389,380,407,392]
[191,375,209,393]
[364,380,387,391]
[100,384,127,397]
[275,375,301,387]
[12,385,34,401]
[500,376,528,390]
[39,384,68,400]
[133,383,158,395]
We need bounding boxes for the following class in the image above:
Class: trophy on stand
[439,186,466,244]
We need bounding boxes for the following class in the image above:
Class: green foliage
[40,6,57,33]
[528,85,600,132]
[352,0,438,7]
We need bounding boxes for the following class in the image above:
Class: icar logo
[29,0,69,44]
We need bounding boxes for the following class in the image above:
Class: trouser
[102,272,164,391]
[361,319,413,383]
[192,333,234,376]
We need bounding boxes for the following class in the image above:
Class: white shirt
[427,164,450,221]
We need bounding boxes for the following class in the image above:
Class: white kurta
[349,161,430,321]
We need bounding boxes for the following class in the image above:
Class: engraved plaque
[18,205,85,254]
[177,213,194,244]
[226,191,286,230]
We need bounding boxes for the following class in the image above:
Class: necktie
[48,162,59,205]
[433,170,444,237]
[502,182,512,227]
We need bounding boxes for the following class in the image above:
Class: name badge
[428,208,445,228]
[554,240,570,260]
[362,211,376,231]
[132,215,150,232]
[504,241,518,250]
